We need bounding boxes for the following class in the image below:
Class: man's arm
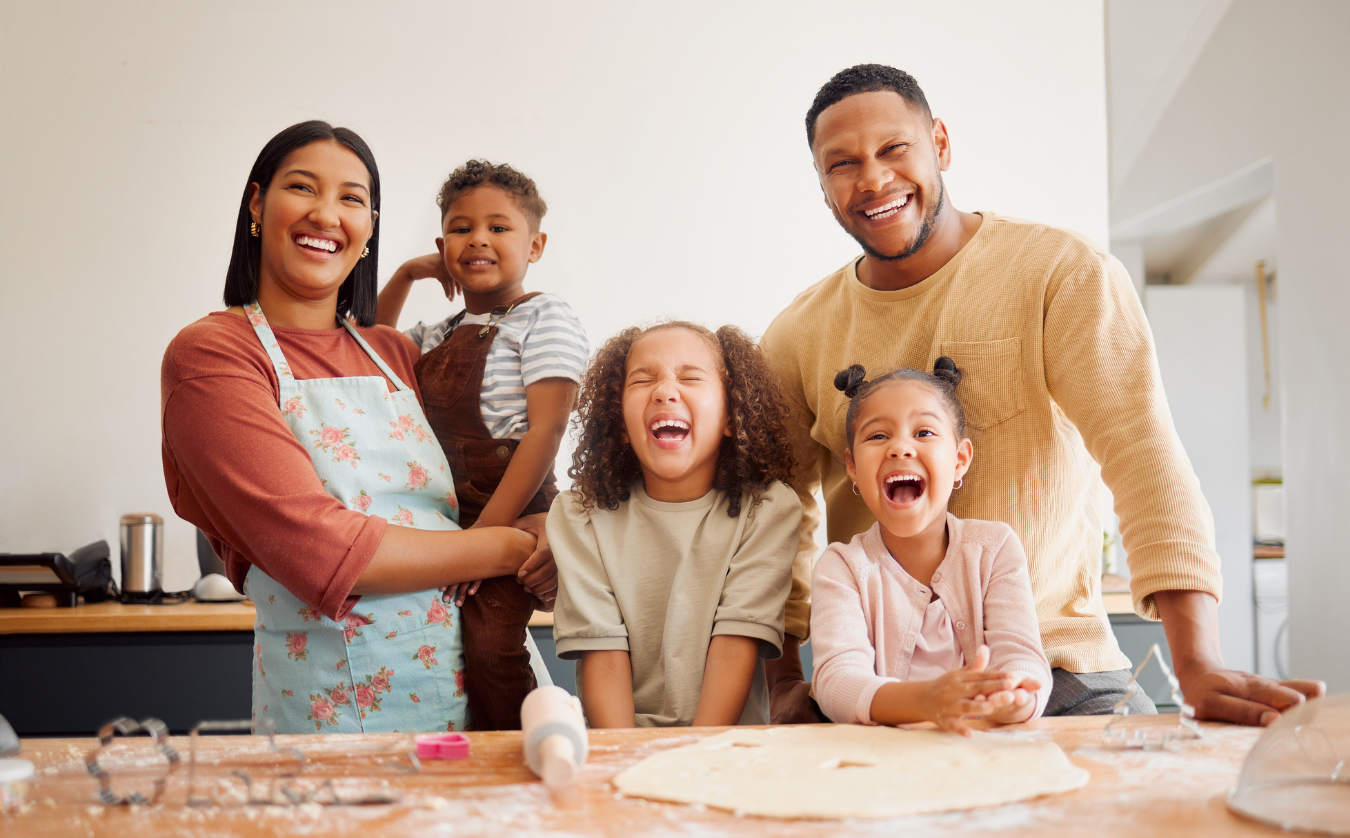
[1044,247,1323,723]
[1155,590,1323,723]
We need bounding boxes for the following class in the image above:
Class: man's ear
[931,117,953,172]
[248,183,262,225]
[529,231,547,263]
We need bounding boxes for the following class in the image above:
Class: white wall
[1114,0,1350,689]
[0,1,1109,590]
[1146,286,1254,671]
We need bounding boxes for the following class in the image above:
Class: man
[761,64,1323,724]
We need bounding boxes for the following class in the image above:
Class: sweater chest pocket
[939,338,1026,430]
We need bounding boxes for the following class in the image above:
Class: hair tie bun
[933,356,962,387]
[833,364,868,398]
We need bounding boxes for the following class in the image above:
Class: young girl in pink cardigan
[810,358,1051,735]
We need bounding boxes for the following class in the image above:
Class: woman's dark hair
[569,322,795,518]
[223,120,381,326]
[835,357,966,447]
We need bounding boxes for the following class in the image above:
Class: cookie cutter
[415,732,470,760]
[85,717,181,805]
[185,718,419,807]
[1102,643,1202,750]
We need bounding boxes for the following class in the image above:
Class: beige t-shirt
[762,213,1222,673]
[549,480,802,727]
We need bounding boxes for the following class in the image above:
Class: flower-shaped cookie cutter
[414,732,470,760]
[85,716,181,805]
[1102,643,1202,750]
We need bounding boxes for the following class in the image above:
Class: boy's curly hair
[437,159,547,229]
[569,322,795,518]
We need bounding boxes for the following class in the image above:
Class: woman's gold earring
[852,482,860,495]
[250,222,260,237]
[954,477,963,490]
[360,246,370,259]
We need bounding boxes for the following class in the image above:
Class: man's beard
[852,177,946,262]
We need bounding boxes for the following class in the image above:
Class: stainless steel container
[119,513,164,594]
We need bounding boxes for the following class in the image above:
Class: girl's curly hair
[569,322,795,518]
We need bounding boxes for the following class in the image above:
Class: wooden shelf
[0,600,557,635]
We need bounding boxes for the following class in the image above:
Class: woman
[161,121,553,733]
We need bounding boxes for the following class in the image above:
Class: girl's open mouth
[883,472,925,506]
[649,418,690,449]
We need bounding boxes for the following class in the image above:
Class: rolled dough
[613,725,1089,820]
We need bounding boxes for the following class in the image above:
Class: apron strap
[243,301,297,382]
[337,314,413,392]
[242,301,413,393]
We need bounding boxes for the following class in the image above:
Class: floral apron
[242,302,469,734]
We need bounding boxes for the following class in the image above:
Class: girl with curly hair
[810,359,1050,734]
[548,322,801,727]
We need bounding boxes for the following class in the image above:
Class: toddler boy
[378,160,588,729]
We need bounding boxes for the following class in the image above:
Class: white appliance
[1253,559,1288,679]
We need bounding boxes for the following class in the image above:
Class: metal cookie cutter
[85,717,181,805]
[1103,643,1202,750]
[186,718,418,807]
[415,732,470,760]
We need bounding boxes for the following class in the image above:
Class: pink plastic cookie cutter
[415,732,471,760]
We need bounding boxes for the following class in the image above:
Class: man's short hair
[805,64,933,149]
[437,159,547,229]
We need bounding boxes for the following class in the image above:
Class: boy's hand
[401,252,460,301]
[922,645,1020,736]
[441,580,482,607]
[512,512,558,603]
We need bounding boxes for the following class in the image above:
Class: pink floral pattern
[389,414,432,444]
[282,397,306,418]
[378,472,392,483]
[307,682,353,731]
[355,667,394,718]
[342,612,373,643]
[385,631,398,641]
[453,669,466,698]
[409,693,420,703]
[415,644,438,669]
[309,424,361,468]
[350,489,372,512]
[393,505,415,526]
[297,605,321,622]
[405,462,430,491]
[285,632,308,661]
[426,597,453,628]
[438,491,459,511]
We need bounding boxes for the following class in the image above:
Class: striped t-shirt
[406,293,589,440]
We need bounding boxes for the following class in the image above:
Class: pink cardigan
[811,515,1052,724]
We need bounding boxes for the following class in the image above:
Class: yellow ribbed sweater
[761,213,1222,674]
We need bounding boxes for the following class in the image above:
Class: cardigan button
[956,621,966,630]
[932,572,942,583]
[495,445,511,460]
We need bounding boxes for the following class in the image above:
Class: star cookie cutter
[85,716,181,805]
[1103,643,1203,750]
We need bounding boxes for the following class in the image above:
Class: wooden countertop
[9,715,1268,836]
[0,601,556,635]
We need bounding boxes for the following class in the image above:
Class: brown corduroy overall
[414,292,557,730]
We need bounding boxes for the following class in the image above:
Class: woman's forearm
[353,523,532,594]
[692,635,759,727]
[579,650,636,728]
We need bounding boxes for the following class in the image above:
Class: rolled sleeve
[712,483,802,659]
[548,493,628,660]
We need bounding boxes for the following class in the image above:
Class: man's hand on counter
[513,512,558,604]
[1155,589,1326,726]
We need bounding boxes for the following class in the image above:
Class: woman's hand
[921,645,1020,736]
[513,512,558,604]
